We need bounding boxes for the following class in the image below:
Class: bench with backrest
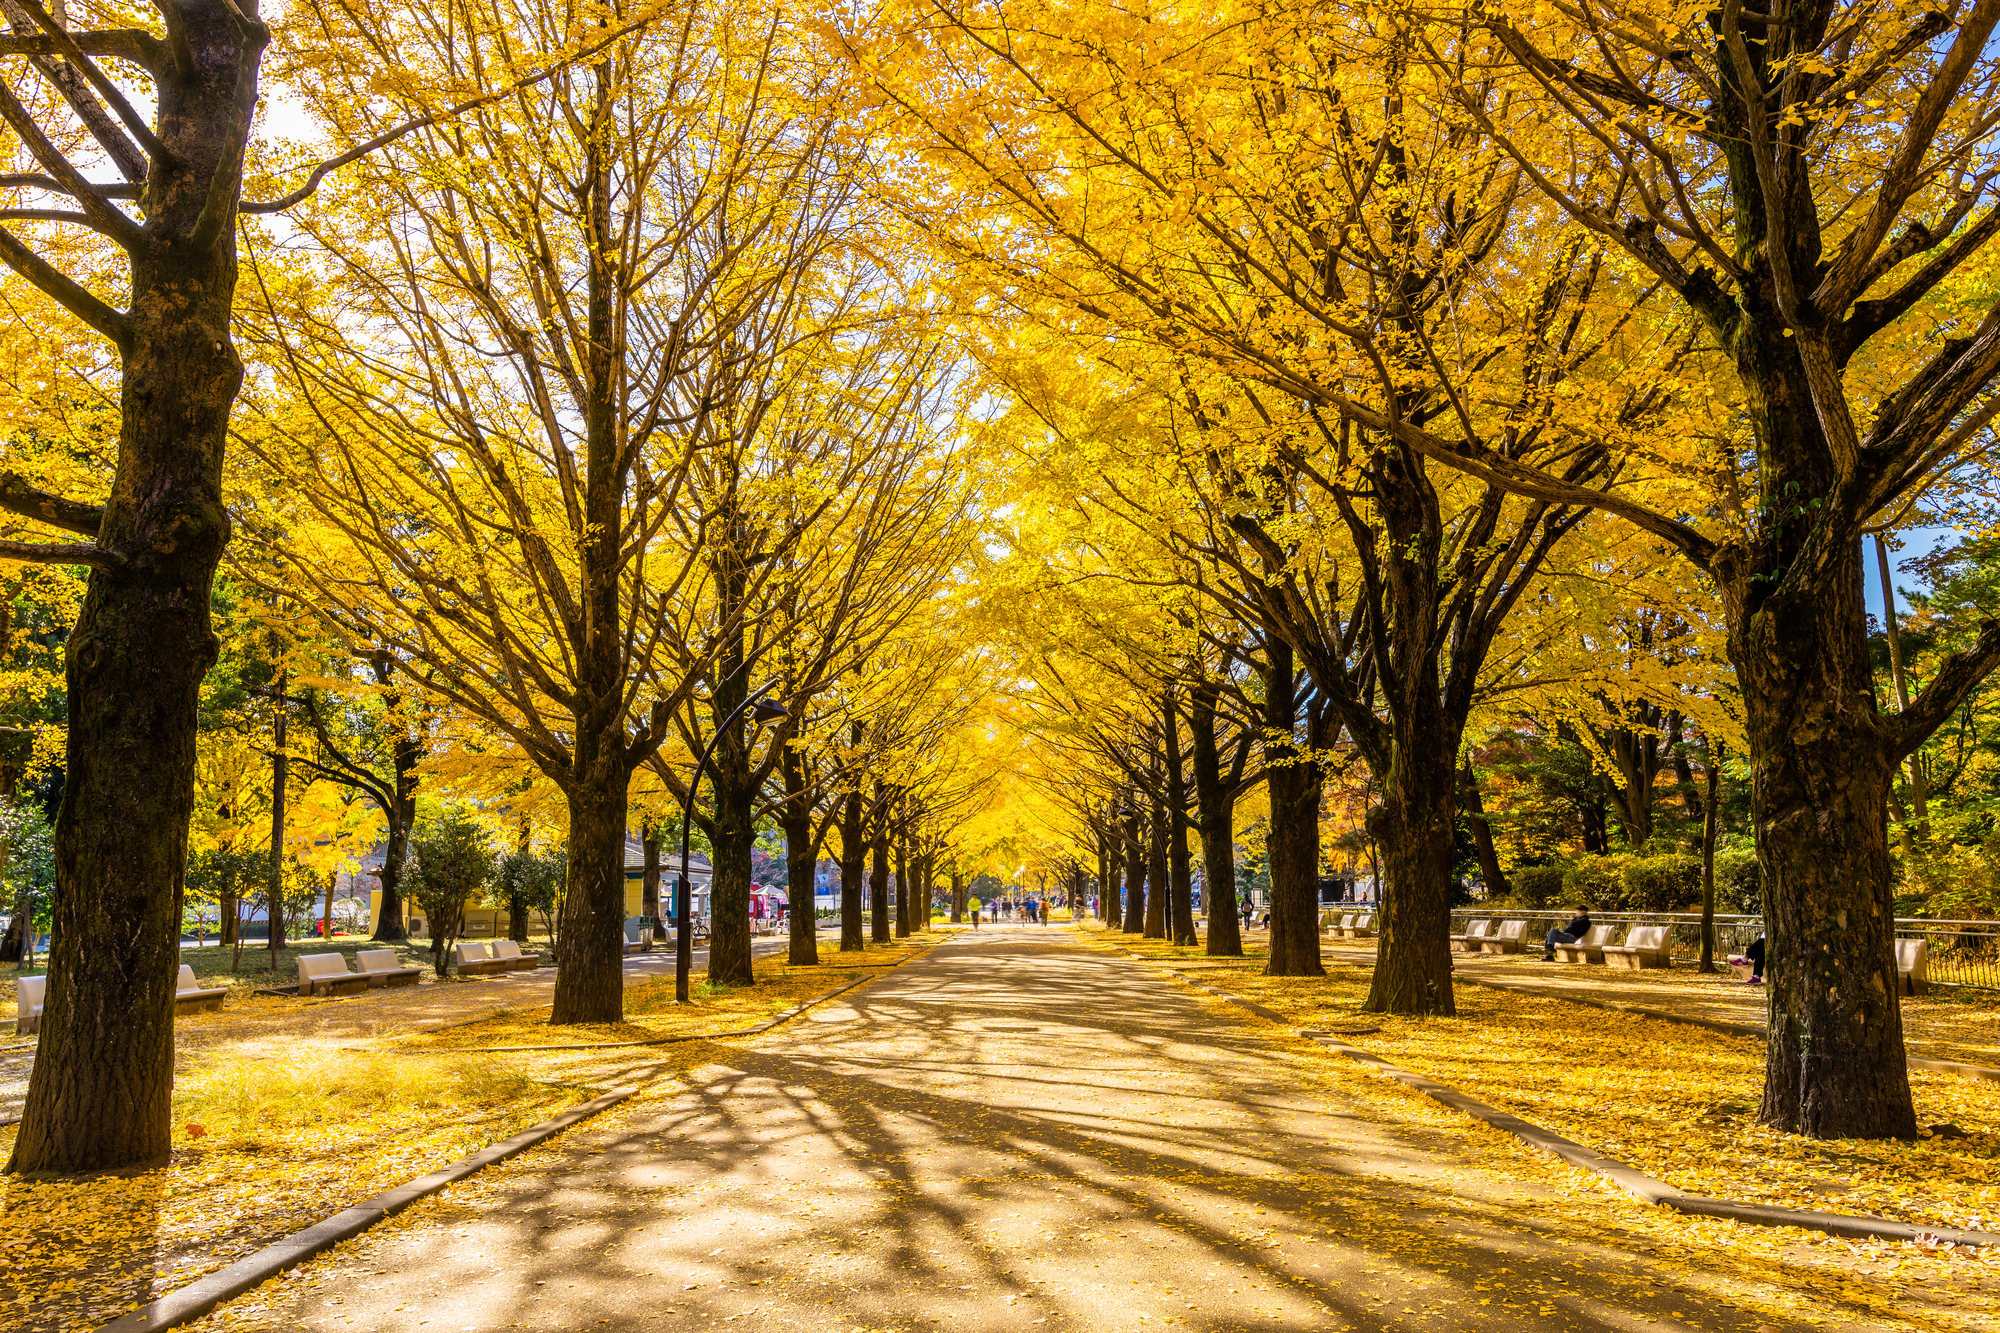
[1479,920,1528,954]
[1345,913,1375,939]
[1602,925,1673,970]
[14,974,43,1035]
[456,941,512,976]
[1552,922,1618,965]
[1449,919,1492,953]
[175,965,227,1015]
[299,953,373,997]
[623,919,652,954]
[490,939,542,971]
[355,948,422,988]
[1332,913,1357,937]
[1896,937,1930,996]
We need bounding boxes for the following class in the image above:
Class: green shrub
[1622,854,1703,912]
[1715,849,1763,914]
[1512,864,1568,907]
[1561,856,1629,910]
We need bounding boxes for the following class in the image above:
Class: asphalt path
[189,926,1841,1333]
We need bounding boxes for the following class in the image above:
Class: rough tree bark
[1262,640,1324,978]
[781,746,820,966]
[1163,695,1197,946]
[1143,800,1168,940]
[7,0,268,1174]
[1460,761,1510,901]
[1190,682,1244,957]
[869,780,891,943]
[840,754,866,951]
[1120,806,1145,934]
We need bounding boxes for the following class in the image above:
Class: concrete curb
[95,936,951,1332]
[96,1083,638,1333]
[1156,967,2000,1250]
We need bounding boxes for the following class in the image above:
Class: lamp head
[750,699,789,724]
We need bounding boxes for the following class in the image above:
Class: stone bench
[490,939,542,971]
[175,965,227,1015]
[355,949,423,988]
[1341,913,1375,939]
[1552,923,1617,965]
[1450,919,1492,953]
[1479,920,1528,954]
[1603,925,1673,970]
[1897,937,1930,997]
[456,942,513,976]
[299,953,373,997]
[15,974,42,1035]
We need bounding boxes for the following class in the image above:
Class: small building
[368,834,715,937]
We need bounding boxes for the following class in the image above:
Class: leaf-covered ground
[0,933,940,1332]
[1081,926,2000,1236]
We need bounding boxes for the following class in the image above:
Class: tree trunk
[707,759,756,987]
[1191,684,1243,957]
[1143,801,1168,940]
[1120,808,1145,934]
[10,30,254,1167]
[1699,745,1721,973]
[1262,644,1323,977]
[1460,761,1510,899]
[551,782,628,1023]
[642,823,662,926]
[894,837,911,938]
[1731,539,1916,1137]
[950,870,964,923]
[782,752,819,967]
[1163,696,1197,946]
[267,679,289,955]
[370,728,419,942]
[840,764,866,951]
[869,783,891,944]
[1361,693,1456,1013]
[1102,827,1122,925]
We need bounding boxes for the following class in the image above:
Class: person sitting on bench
[1543,908,1593,961]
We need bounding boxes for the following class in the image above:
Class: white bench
[1330,913,1356,937]
[15,974,42,1035]
[1552,923,1616,965]
[456,941,512,976]
[175,965,227,1015]
[491,939,542,971]
[298,953,372,997]
[1897,937,1930,997]
[1342,913,1375,939]
[1479,920,1528,954]
[1603,925,1673,970]
[355,948,422,988]
[622,919,652,954]
[1450,919,1492,953]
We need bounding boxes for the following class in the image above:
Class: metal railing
[1446,909,2000,990]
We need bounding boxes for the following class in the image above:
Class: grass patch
[0,1047,578,1332]
[1180,958,2000,1235]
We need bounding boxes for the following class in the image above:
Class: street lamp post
[675,683,788,1003]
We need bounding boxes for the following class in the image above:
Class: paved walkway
[189,928,1880,1333]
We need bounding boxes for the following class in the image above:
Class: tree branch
[0,537,121,568]
[0,472,100,535]
[1329,395,1719,566]
[1892,618,2000,760]
[0,221,129,349]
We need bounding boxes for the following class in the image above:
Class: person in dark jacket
[1543,908,1593,961]
[1746,934,1765,983]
